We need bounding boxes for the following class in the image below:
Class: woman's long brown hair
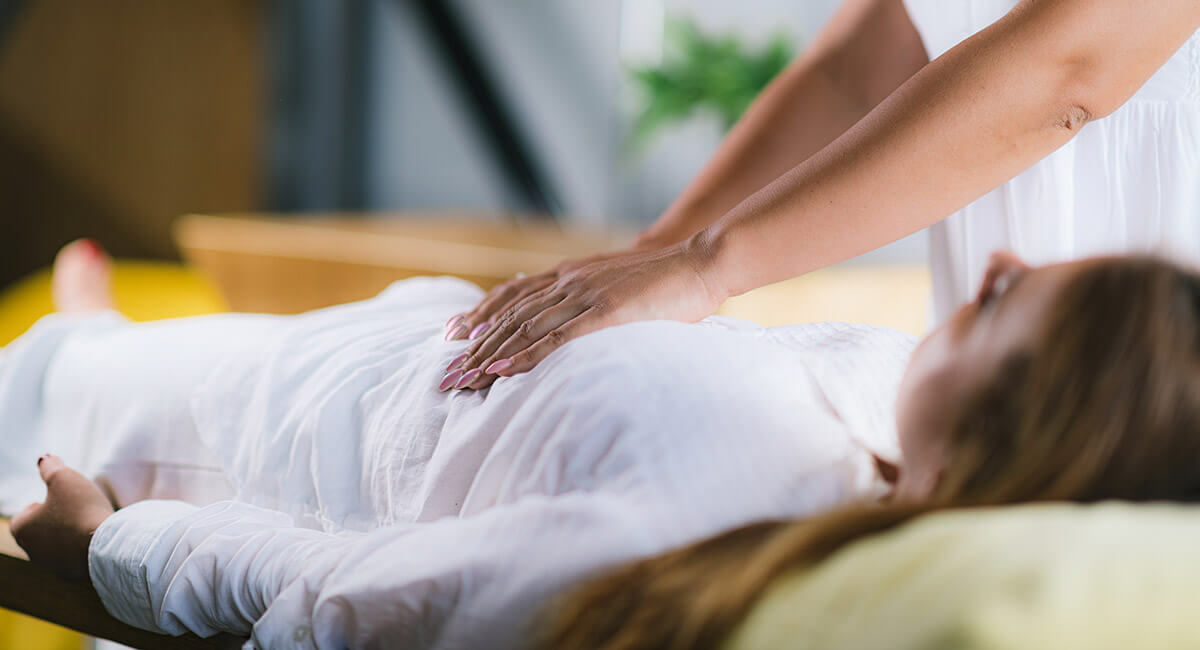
[538,257,1200,650]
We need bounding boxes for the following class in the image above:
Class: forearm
[636,0,928,250]
[635,62,872,250]
[89,493,654,648]
[89,500,347,637]
[694,0,1200,298]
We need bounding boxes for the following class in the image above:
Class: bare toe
[52,239,115,313]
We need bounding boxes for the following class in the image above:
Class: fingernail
[445,324,468,341]
[468,322,490,340]
[455,369,482,389]
[485,358,514,375]
[439,370,464,392]
[446,352,468,372]
[445,314,465,330]
[79,239,102,257]
[37,454,48,466]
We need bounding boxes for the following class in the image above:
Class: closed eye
[980,271,1024,312]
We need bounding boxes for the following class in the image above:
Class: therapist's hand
[443,251,627,342]
[441,238,725,391]
[11,454,115,583]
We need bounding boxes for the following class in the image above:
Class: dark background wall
[0,0,263,289]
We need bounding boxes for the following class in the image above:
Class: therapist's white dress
[902,0,1200,322]
[0,277,913,649]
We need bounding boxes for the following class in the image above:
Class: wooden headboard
[175,213,931,335]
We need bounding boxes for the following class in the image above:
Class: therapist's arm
[453,0,1200,387]
[446,0,925,341]
[633,0,929,250]
[698,0,1200,297]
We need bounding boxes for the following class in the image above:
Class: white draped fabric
[0,278,914,648]
[902,0,1200,322]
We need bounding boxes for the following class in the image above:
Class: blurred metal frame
[402,0,562,220]
[267,0,374,212]
[269,0,562,220]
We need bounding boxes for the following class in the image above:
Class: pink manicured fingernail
[445,324,468,341]
[455,369,482,389]
[439,370,464,392]
[468,322,490,340]
[446,352,469,372]
[485,358,513,375]
[445,314,465,330]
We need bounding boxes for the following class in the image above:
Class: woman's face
[892,253,1099,501]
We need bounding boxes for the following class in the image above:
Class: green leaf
[626,16,798,149]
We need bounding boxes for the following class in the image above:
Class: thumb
[37,453,66,485]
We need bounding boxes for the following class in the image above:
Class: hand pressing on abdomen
[11,454,115,583]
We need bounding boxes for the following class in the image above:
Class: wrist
[629,230,674,253]
[75,530,96,584]
[634,194,719,253]
[680,228,730,307]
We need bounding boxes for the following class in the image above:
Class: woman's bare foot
[52,239,115,313]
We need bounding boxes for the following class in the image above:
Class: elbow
[1046,43,1139,130]
[1047,60,1108,134]
[1051,103,1094,134]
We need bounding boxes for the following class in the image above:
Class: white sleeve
[89,493,659,649]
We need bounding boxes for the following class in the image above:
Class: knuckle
[516,320,536,340]
[545,328,567,347]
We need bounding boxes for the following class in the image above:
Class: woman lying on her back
[10,242,1200,649]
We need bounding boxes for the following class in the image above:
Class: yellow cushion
[0,261,226,648]
[0,261,227,346]
[724,503,1200,650]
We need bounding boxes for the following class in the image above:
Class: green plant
[628,18,796,146]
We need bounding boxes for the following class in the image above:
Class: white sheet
[0,277,916,648]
